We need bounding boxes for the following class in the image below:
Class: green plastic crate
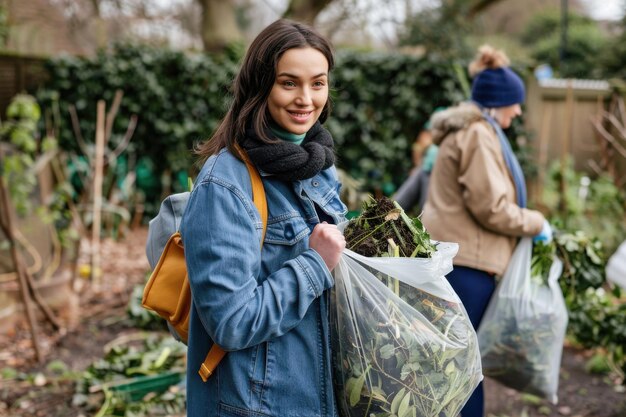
[110,371,183,402]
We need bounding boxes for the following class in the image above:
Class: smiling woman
[178,19,348,417]
[268,48,329,136]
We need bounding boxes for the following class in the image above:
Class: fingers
[309,223,346,272]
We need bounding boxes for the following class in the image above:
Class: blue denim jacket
[180,149,347,417]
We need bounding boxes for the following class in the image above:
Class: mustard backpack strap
[242,150,268,243]
[198,150,267,383]
[199,344,227,382]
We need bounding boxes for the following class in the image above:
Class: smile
[288,111,313,122]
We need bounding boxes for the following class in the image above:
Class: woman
[180,19,347,417]
[421,45,551,417]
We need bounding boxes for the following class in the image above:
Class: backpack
[142,151,267,382]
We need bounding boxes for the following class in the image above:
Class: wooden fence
[0,53,48,117]
[524,77,618,201]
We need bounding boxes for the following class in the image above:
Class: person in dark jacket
[395,111,442,213]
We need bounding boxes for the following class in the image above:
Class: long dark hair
[195,19,335,162]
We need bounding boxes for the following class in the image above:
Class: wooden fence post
[559,80,575,215]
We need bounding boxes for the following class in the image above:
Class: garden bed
[0,228,624,417]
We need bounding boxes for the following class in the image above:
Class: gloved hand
[533,219,553,243]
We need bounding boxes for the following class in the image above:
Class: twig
[603,110,626,142]
[104,90,124,146]
[31,149,59,175]
[102,331,153,355]
[592,117,626,159]
[68,105,91,159]
[617,95,626,124]
[589,115,611,172]
[586,159,603,176]
[0,227,44,283]
[0,155,43,363]
[110,114,138,159]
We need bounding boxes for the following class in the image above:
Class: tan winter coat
[422,103,544,276]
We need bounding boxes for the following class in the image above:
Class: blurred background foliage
[36,45,467,214]
[0,1,624,412]
[519,10,608,79]
[0,0,624,228]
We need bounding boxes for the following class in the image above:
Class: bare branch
[105,90,124,146]
[603,110,626,142]
[591,117,626,159]
[68,105,91,159]
[110,114,138,159]
[283,0,334,24]
[467,0,506,17]
[618,96,626,125]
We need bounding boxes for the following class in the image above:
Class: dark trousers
[446,265,497,417]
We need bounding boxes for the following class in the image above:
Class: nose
[514,104,522,116]
[295,87,312,106]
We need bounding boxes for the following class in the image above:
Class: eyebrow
[277,72,328,79]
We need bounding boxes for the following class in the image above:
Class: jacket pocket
[264,214,309,246]
[218,402,271,417]
[250,341,268,394]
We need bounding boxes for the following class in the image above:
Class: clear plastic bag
[607,240,626,290]
[331,244,483,417]
[477,238,567,404]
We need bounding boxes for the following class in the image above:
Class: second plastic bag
[477,238,567,404]
[331,244,483,417]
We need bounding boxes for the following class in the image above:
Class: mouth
[287,110,313,123]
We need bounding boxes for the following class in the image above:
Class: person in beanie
[421,45,552,417]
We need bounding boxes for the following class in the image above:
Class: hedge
[37,45,468,214]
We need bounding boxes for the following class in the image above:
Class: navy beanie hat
[471,67,525,108]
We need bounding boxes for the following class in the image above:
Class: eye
[281,80,296,87]
[313,80,326,88]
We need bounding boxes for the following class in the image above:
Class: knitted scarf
[482,112,528,208]
[239,121,335,181]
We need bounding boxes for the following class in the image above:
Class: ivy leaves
[0,95,44,215]
[555,231,626,378]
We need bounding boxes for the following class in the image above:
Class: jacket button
[284,224,294,239]
[312,180,319,187]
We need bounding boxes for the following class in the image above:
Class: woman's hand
[533,219,553,243]
[309,222,346,271]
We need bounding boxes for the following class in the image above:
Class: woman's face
[493,103,522,129]
[268,47,329,135]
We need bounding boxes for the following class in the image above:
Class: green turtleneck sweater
[270,123,306,145]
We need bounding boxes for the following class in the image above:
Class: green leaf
[370,386,388,403]
[444,360,456,376]
[390,387,406,415]
[398,391,411,417]
[379,343,396,359]
[349,366,369,407]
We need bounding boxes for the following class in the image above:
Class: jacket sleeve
[457,123,544,237]
[180,179,333,351]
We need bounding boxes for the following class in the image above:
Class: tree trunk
[467,0,505,17]
[283,0,334,25]
[196,0,242,52]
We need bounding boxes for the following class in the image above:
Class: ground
[0,228,624,417]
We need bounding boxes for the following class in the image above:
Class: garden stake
[559,80,574,214]
[91,100,106,287]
